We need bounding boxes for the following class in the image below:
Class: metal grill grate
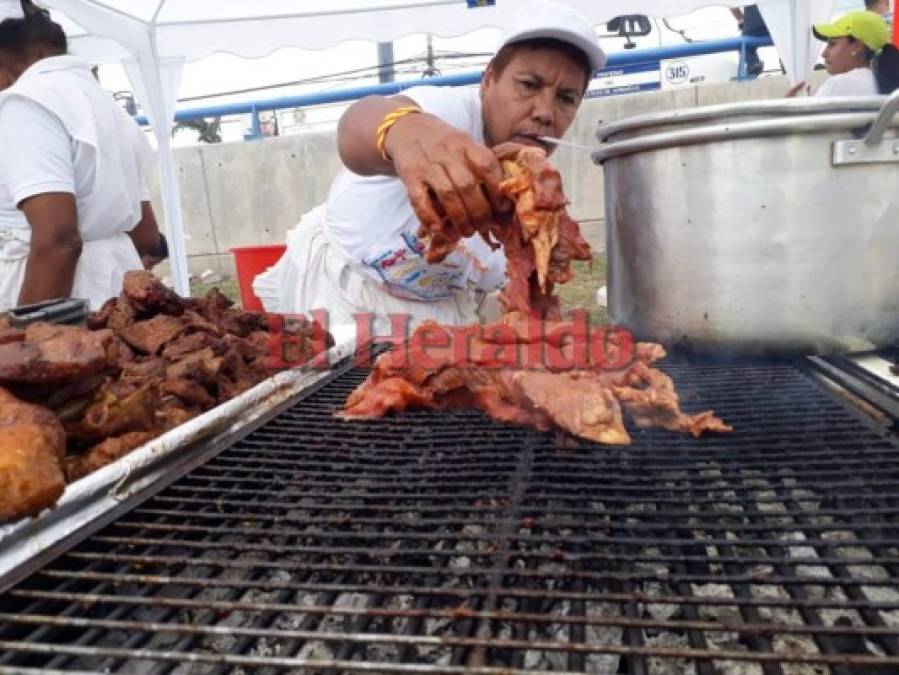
[2,359,899,674]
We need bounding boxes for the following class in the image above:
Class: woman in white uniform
[0,0,163,311]
[789,10,899,97]
[255,0,604,336]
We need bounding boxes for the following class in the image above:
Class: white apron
[253,205,479,337]
[0,227,140,312]
[0,56,147,311]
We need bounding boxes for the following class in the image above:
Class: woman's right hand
[385,111,509,248]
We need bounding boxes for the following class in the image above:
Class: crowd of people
[0,0,896,332]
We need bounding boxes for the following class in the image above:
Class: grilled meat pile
[0,271,332,522]
[343,145,731,443]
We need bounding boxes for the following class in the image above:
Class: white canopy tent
[39,0,837,296]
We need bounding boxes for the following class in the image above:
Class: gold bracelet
[376,105,422,162]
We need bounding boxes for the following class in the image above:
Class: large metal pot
[593,93,899,355]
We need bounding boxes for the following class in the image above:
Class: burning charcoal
[585,602,623,674]
[643,631,697,675]
[295,640,334,661]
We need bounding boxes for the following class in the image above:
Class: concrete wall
[149,73,822,278]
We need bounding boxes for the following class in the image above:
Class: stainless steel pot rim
[593,110,899,164]
[596,95,889,142]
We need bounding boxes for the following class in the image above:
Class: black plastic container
[4,298,89,328]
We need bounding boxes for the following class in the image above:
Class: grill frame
[1,354,899,674]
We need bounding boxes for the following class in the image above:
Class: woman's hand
[128,201,162,257]
[386,111,508,244]
[786,81,811,98]
[336,95,510,259]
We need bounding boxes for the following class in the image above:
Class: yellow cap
[813,10,891,52]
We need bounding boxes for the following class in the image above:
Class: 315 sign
[665,61,690,85]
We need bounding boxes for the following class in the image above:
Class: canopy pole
[156,137,191,296]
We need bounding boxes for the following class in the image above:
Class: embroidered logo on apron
[363,232,467,301]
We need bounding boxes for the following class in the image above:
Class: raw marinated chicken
[342,320,731,444]
[417,143,591,319]
[344,147,731,444]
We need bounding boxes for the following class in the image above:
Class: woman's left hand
[786,81,811,98]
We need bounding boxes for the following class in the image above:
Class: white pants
[0,232,142,311]
[253,206,478,337]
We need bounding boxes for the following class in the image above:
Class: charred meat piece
[166,347,222,385]
[38,374,109,412]
[122,270,185,316]
[66,381,161,443]
[156,401,200,431]
[119,357,167,384]
[161,378,216,408]
[120,315,187,355]
[0,316,25,345]
[65,431,158,482]
[161,332,215,361]
[0,323,113,384]
[0,279,334,524]
[88,295,138,332]
[180,310,224,337]
[0,387,66,521]
[192,286,232,321]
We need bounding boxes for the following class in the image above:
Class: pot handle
[831,90,899,167]
[864,87,899,146]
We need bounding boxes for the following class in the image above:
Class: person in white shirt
[255,0,604,336]
[865,0,892,24]
[0,0,164,311]
[789,10,897,97]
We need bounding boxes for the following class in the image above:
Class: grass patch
[191,278,241,306]
[557,255,608,325]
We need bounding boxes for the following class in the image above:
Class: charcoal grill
[1,354,899,674]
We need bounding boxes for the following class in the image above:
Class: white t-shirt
[815,67,879,97]
[0,56,152,311]
[0,57,152,260]
[324,85,507,302]
[0,97,151,261]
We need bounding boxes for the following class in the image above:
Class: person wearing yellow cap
[790,10,899,97]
